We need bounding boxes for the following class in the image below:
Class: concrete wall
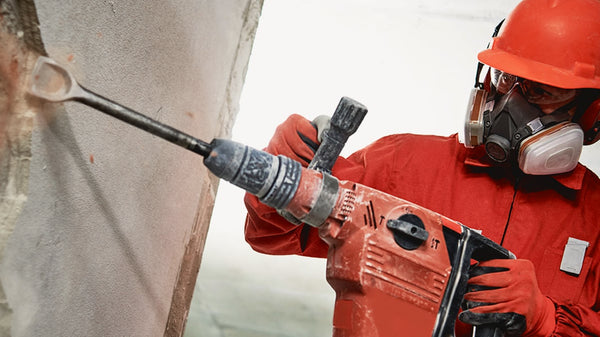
[0,0,262,336]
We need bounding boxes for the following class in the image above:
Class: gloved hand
[266,114,329,166]
[458,259,556,337]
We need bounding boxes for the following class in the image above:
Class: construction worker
[243,0,600,335]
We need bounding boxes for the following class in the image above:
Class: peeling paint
[0,1,46,335]
[0,20,38,337]
[0,11,37,275]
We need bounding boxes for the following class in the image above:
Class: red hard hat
[478,0,600,90]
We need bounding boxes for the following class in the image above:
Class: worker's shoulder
[370,133,460,150]
[581,164,600,192]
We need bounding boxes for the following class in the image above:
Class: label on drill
[560,237,589,275]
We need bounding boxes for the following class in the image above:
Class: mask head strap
[474,19,505,90]
[512,109,573,148]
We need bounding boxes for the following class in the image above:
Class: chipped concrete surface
[0,3,43,334]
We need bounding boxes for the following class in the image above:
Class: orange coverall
[244,133,600,336]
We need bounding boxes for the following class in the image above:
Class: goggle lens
[491,68,517,94]
[490,68,577,105]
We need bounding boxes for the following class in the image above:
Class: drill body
[203,139,511,337]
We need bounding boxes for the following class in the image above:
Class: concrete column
[0,0,263,336]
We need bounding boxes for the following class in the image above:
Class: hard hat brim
[478,49,600,90]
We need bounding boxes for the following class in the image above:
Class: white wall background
[187,1,600,336]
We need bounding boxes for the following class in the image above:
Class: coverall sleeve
[551,299,600,336]
[244,193,328,257]
[244,152,368,257]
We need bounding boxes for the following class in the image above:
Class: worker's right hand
[459,259,555,337]
[266,114,326,166]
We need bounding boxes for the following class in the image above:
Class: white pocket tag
[560,237,589,275]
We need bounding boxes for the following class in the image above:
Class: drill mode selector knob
[387,214,429,250]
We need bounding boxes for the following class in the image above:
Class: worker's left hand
[458,259,556,337]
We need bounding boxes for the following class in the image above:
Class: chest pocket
[537,248,594,305]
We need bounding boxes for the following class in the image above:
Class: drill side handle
[462,229,515,337]
[277,97,367,227]
[308,96,367,173]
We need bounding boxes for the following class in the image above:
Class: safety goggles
[490,68,577,105]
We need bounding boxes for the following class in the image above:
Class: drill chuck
[203,139,302,209]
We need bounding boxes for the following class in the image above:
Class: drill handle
[435,226,514,337]
[464,228,514,337]
[308,96,367,173]
[474,326,505,337]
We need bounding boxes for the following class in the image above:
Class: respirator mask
[461,68,584,175]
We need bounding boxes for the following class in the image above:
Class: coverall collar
[464,147,585,191]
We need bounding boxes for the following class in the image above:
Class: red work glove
[459,259,556,337]
[266,114,324,167]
